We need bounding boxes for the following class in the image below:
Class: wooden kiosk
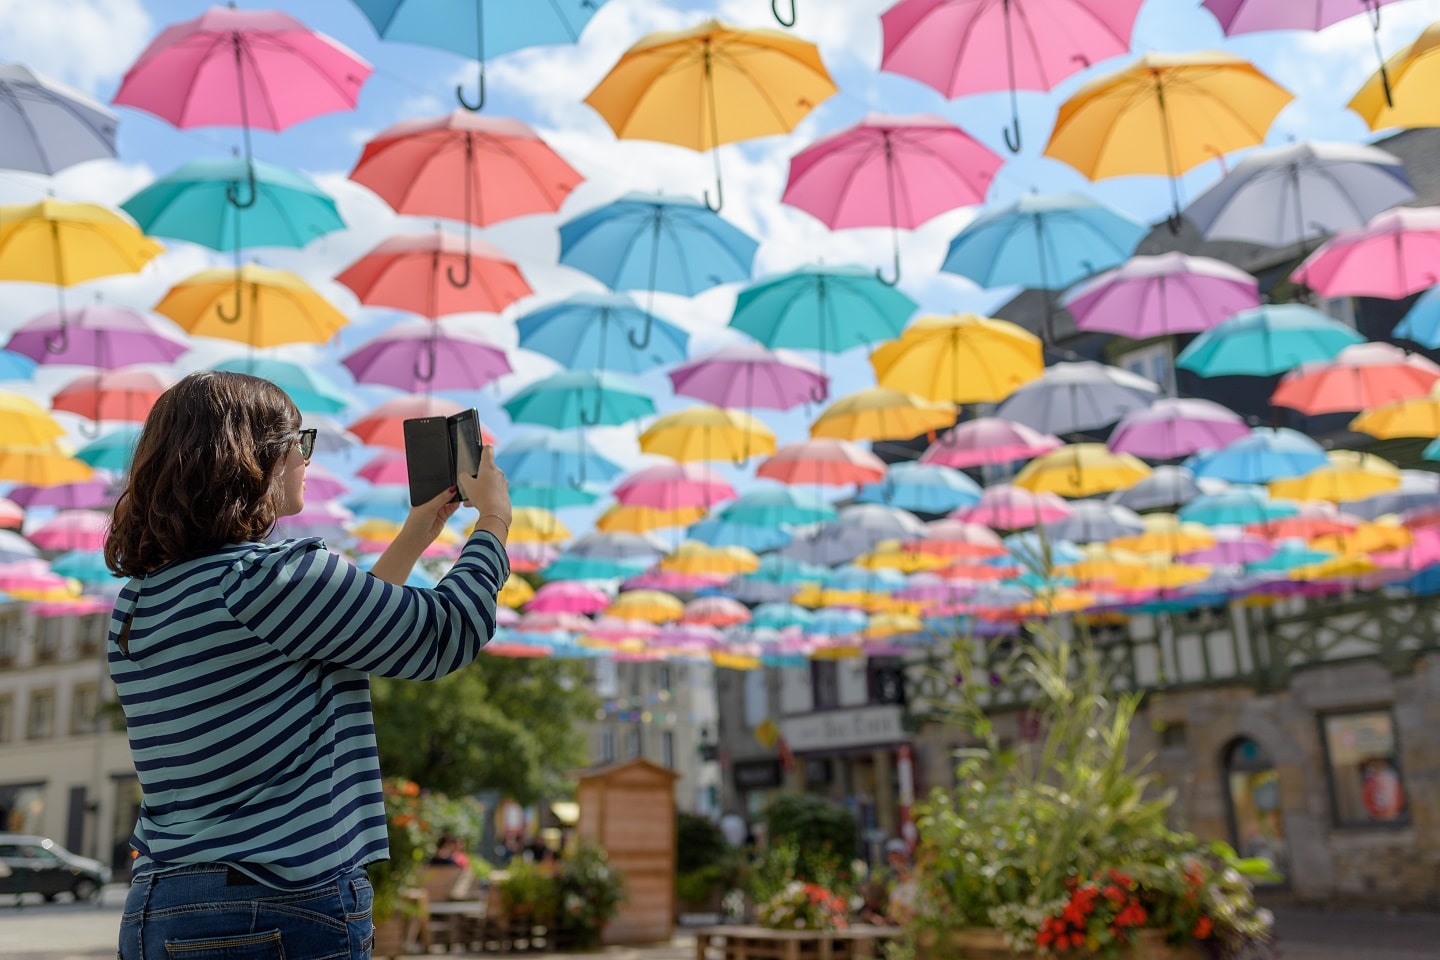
[575,758,680,945]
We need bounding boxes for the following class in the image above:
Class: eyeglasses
[297,428,317,463]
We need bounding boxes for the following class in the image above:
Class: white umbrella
[996,361,1159,435]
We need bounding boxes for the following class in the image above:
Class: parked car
[0,834,111,901]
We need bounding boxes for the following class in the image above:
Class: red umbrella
[349,396,496,451]
[757,439,887,487]
[1271,342,1440,415]
[336,231,532,318]
[53,370,169,424]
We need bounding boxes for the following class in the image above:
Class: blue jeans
[118,864,373,960]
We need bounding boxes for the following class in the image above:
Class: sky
[0,0,1435,537]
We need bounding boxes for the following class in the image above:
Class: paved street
[1,888,1436,960]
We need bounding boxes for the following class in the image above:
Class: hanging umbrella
[9,471,113,509]
[1175,304,1365,378]
[597,503,709,534]
[0,352,36,380]
[53,370,168,423]
[336,231,532,318]
[0,447,94,486]
[1272,341,1440,415]
[670,344,827,412]
[1107,466,1211,512]
[688,515,795,553]
[780,505,924,566]
[0,199,161,291]
[639,407,776,464]
[0,392,66,446]
[49,550,114,583]
[1348,471,1440,521]
[1039,500,1145,544]
[1044,52,1293,226]
[75,425,142,473]
[0,63,117,175]
[996,361,1159,436]
[1291,207,1440,300]
[349,395,495,451]
[1179,528,1275,566]
[712,487,835,528]
[209,358,349,415]
[1188,428,1328,484]
[305,414,365,456]
[353,0,608,111]
[661,542,760,577]
[1181,140,1415,247]
[1393,285,1440,348]
[902,519,1007,560]
[1348,21,1440,132]
[757,439,887,487]
[1014,443,1151,498]
[526,581,612,616]
[495,433,623,491]
[296,463,347,502]
[920,417,1061,469]
[1109,514,1216,556]
[871,313,1044,405]
[605,589,685,624]
[30,509,110,552]
[1062,252,1259,338]
[6,305,187,369]
[342,320,511,393]
[275,500,354,541]
[113,6,371,207]
[155,264,347,346]
[1108,398,1250,460]
[1269,450,1401,503]
[812,388,955,442]
[503,370,654,429]
[1179,487,1298,527]
[956,484,1071,530]
[781,113,1001,283]
[585,19,836,212]
[518,293,687,375]
[879,0,1144,152]
[614,463,736,512]
[855,462,982,514]
[1351,384,1440,439]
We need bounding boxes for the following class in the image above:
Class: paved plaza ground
[1,887,1436,960]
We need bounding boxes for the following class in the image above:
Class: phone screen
[403,416,454,507]
[450,409,482,495]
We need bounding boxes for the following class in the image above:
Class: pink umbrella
[526,582,611,615]
[349,396,497,451]
[682,596,751,627]
[53,370,169,423]
[668,344,827,412]
[758,440,887,487]
[1271,341,1440,415]
[613,463,737,511]
[1291,207,1440,299]
[336,231,533,319]
[1373,527,1440,572]
[32,597,113,617]
[7,305,189,367]
[342,320,511,392]
[1108,398,1250,460]
[357,450,409,486]
[507,541,559,574]
[300,463,348,502]
[902,519,1007,559]
[0,499,22,530]
[782,113,1001,282]
[622,570,728,592]
[275,500,354,539]
[583,617,660,642]
[10,475,116,510]
[880,0,1145,152]
[29,509,110,551]
[514,611,591,634]
[1063,252,1259,337]
[956,484,1071,530]
[920,417,1061,469]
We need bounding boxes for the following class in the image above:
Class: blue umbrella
[941,192,1145,293]
[715,487,836,528]
[1175,304,1365,377]
[824,565,906,594]
[806,607,868,637]
[542,556,645,582]
[76,425,143,472]
[1246,539,1334,574]
[210,358,349,415]
[352,0,608,110]
[855,462,982,513]
[510,484,602,509]
[1003,532,1083,570]
[495,432,624,488]
[687,516,795,553]
[1393,285,1440,349]
[50,549,114,583]
[0,63,117,175]
[1188,428,1328,484]
[1403,564,1440,596]
[730,264,918,355]
[517,293,688,374]
[0,350,36,380]
[343,487,413,525]
[1179,488,1299,527]
[559,193,758,349]
[750,602,815,630]
[502,370,655,429]
[744,555,828,585]
[1425,437,1440,463]
[121,157,345,251]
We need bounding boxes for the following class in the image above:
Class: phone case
[403,416,455,507]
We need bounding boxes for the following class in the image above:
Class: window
[34,617,62,662]
[0,693,12,742]
[662,731,675,770]
[867,657,906,706]
[1223,738,1288,882]
[27,688,55,740]
[1317,295,1356,329]
[655,663,671,693]
[593,659,618,699]
[0,613,18,665]
[743,669,769,729]
[599,727,615,763]
[625,728,641,760]
[811,660,840,710]
[72,682,99,735]
[78,614,108,656]
[1322,711,1408,827]
[1117,343,1174,397]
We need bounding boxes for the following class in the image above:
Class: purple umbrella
[7,305,189,368]
[341,320,511,392]
[1062,252,1259,337]
[9,473,117,509]
[668,343,828,412]
[1179,529,1275,565]
[1108,399,1251,460]
[1203,0,1401,34]
[300,462,349,502]
[920,417,1061,469]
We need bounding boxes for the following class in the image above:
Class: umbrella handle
[447,254,472,289]
[1002,115,1022,154]
[77,417,101,440]
[875,250,901,287]
[1363,0,1394,108]
[808,381,829,404]
[704,176,723,214]
[225,162,258,210]
[456,62,486,112]
[216,275,244,324]
[43,321,69,356]
[579,386,604,427]
[413,336,436,385]
[626,313,654,350]
[772,0,796,27]
[1165,210,1184,236]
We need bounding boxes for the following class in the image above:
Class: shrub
[763,793,857,881]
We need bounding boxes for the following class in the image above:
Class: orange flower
[1193,916,1214,939]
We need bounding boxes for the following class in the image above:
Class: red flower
[1063,903,1086,926]
[1070,932,1086,948]
[1037,930,1055,947]
[1193,916,1214,939]
[1103,884,1125,904]
[1107,869,1133,887]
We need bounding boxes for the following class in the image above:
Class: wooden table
[694,925,903,960]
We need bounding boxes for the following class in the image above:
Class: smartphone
[403,415,456,507]
[450,409,482,504]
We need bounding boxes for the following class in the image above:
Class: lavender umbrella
[7,305,189,367]
[668,343,827,412]
[1107,466,1217,512]
[996,361,1160,436]
[920,417,1062,469]
[1062,252,1259,337]
[1040,500,1144,544]
[1108,399,1250,460]
[9,473,117,509]
[342,320,510,392]
[1203,0,1402,33]
[1179,529,1275,565]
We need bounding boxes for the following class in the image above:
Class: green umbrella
[209,358,349,414]
[1176,304,1365,377]
[503,370,655,428]
[75,425,141,472]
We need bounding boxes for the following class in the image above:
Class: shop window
[78,613,108,656]
[811,660,840,710]
[0,613,17,665]
[27,688,55,740]
[1223,738,1288,882]
[1321,710,1408,827]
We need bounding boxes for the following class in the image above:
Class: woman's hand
[400,486,462,548]
[458,445,510,545]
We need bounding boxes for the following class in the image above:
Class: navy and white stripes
[108,531,508,889]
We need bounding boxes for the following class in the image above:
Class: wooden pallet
[694,925,902,960]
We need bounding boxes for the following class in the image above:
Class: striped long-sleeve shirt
[107,531,509,889]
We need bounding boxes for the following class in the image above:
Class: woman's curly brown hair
[105,371,302,577]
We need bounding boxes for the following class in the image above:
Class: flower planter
[695,924,902,960]
[915,927,1207,960]
[370,916,409,960]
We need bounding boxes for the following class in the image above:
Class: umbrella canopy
[1272,342,1440,415]
[855,462,982,514]
[155,265,347,346]
[731,263,917,358]
[1109,514,1216,556]
[811,388,955,442]
[53,370,168,422]
[1108,398,1250,460]
[1393,285,1440,349]
[0,199,161,285]
[1062,252,1259,337]
[1348,21,1440,132]
[1180,487,1299,527]
[780,504,924,566]
[495,433,623,489]
[518,293,687,375]
[7,305,187,369]
[596,503,709,534]
[920,417,1061,469]
[712,487,835,528]
[639,407,776,463]
[525,581,612,616]
[1349,471,1440,521]
[0,446,94,486]
[670,344,827,412]
[1291,207,1440,300]
[757,439,887,487]
[605,589,685,624]
[871,313,1044,404]
[1350,383,1440,440]
[661,542,760,577]
[688,516,794,553]
[1203,0,1403,33]
[0,63,117,175]
[1269,450,1401,503]
[1107,465,1210,512]
[956,484,1071,530]
[996,361,1160,435]
[0,392,66,445]
[614,463,736,511]
[75,425,142,472]
[30,509,109,552]
[1181,140,1415,247]
[209,358,349,415]
[903,519,1007,559]
[349,396,493,451]
[1014,443,1152,498]
[1189,428,1328,484]
[336,231,532,319]
[1040,500,1145,544]
[1175,304,1365,378]
[342,320,511,392]
[503,370,654,429]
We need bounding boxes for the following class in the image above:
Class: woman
[106,371,510,960]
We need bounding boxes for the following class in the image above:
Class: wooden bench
[694,925,903,960]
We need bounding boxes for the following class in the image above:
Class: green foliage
[555,842,628,949]
[677,812,729,875]
[498,858,559,919]
[371,655,596,804]
[370,778,434,922]
[762,793,857,880]
[746,837,856,909]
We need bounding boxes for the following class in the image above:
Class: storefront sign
[779,705,907,753]
[733,759,783,791]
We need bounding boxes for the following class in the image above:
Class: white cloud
[0,0,152,94]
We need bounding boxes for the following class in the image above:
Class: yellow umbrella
[155,264,348,346]
[712,650,761,670]
[596,503,708,533]
[505,507,571,544]
[1269,450,1400,503]
[497,573,535,610]
[0,445,93,485]
[1013,589,1097,618]
[1109,514,1215,557]
[639,406,776,463]
[1312,517,1412,556]
[1349,383,1440,439]
[605,589,685,624]
[659,541,759,576]
[869,313,1043,404]
[0,392,66,446]
[0,199,162,285]
[810,388,955,441]
[864,612,924,640]
[1293,555,1375,582]
[1348,21,1440,131]
[1013,443,1151,498]
[586,19,836,209]
[1061,546,1211,590]
[854,541,949,573]
[1045,51,1292,220]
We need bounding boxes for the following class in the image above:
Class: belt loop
[136,875,155,960]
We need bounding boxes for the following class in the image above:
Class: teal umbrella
[510,484,602,508]
[209,358,349,414]
[502,370,655,428]
[121,157,345,251]
[51,549,114,582]
[1179,487,1300,527]
[750,602,815,630]
[1175,304,1365,377]
[75,425,142,472]
[1246,539,1334,574]
[714,487,837,528]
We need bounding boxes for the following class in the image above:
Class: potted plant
[554,841,627,949]
[905,625,1278,960]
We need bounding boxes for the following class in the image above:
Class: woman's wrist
[475,513,509,545]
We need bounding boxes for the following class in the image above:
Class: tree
[371,654,596,804]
